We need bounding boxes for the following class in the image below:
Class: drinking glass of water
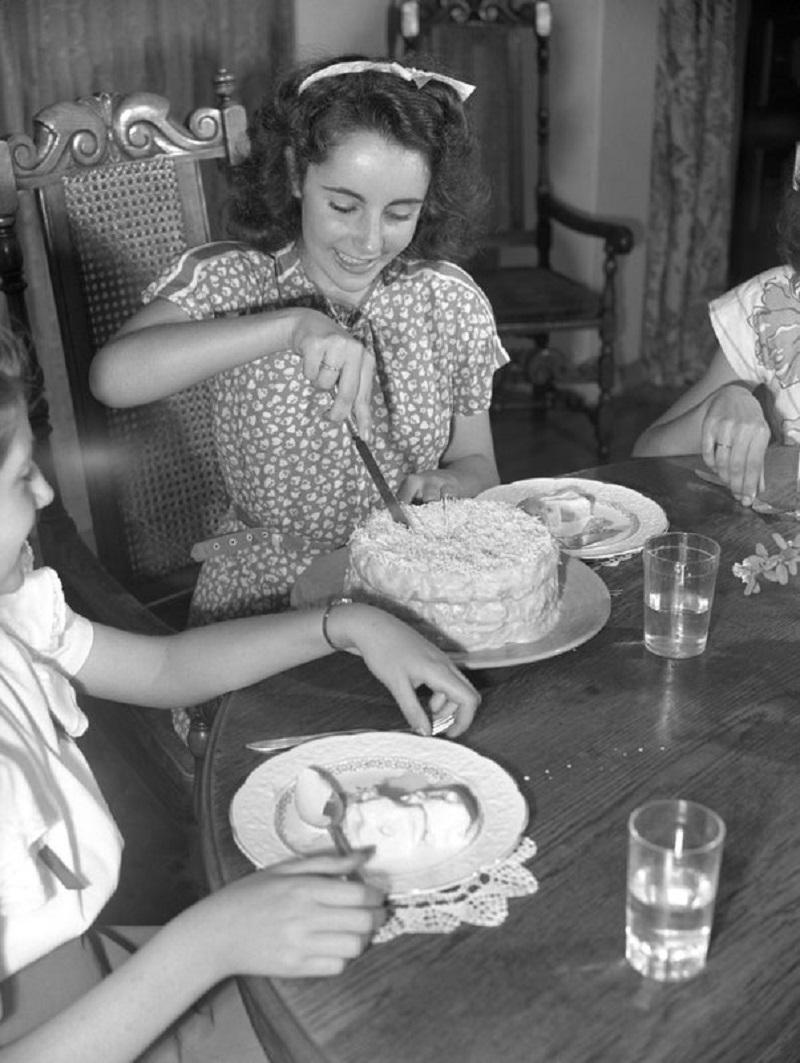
[626,798,726,981]
[643,532,720,658]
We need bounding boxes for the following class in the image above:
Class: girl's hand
[397,468,463,503]
[328,604,481,736]
[292,309,374,437]
[198,852,386,980]
[701,383,770,506]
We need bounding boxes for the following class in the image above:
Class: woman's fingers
[351,353,375,439]
[710,429,768,504]
[702,387,769,505]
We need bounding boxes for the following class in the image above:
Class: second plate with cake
[479,477,668,560]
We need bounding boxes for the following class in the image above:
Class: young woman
[0,333,479,1060]
[90,55,507,624]
[633,166,800,507]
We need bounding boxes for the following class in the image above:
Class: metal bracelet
[321,596,354,650]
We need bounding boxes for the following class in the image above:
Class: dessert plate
[450,556,610,669]
[230,732,528,897]
[479,477,668,560]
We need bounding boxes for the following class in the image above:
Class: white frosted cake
[345,497,561,651]
[343,784,478,874]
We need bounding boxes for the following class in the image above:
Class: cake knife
[245,714,456,753]
[345,415,413,529]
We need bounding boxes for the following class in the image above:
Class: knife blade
[346,416,413,529]
[246,727,403,752]
[245,714,455,753]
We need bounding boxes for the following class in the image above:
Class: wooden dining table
[200,456,800,1063]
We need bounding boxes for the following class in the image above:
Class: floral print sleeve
[709,265,800,387]
[445,270,508,415]
[709,264,800,443]
[142,242,276,320]
[386,259,508,417]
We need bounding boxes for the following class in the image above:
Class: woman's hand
[397,414,500,503]
[397,468,463,503]
[197,852,386,980]
[327,604,481,736]
[701,383,771,505]
[292,309,375,437]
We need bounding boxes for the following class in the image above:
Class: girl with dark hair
[91,56,506,625]
[634,157,800,508]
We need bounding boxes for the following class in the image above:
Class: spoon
[294,765,353,856]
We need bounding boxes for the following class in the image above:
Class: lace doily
[373,836,538,943]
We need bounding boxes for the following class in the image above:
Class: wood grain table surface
[200,457,800,1063]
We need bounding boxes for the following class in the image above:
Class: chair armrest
[543,192,634,255]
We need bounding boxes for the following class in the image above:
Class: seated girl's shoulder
[145,242,278,305]
[388,258,491,302]
[715,264,800,313]
[175,241,274,271]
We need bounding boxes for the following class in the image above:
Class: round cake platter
[230,732,529,897]
[449,556,610,670]
[292,551,610,671]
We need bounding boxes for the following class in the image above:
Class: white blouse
[0,561,123,978]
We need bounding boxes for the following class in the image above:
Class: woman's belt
[190,505,342,562]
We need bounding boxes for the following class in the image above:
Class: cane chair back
[392,0,635,461]
[0,72,247,606]
[0,73,248,818]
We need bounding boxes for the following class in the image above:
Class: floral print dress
[144,241,508,623]
[710,265,800,441]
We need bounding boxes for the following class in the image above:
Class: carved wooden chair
[392,0,635,461]
[0,72,248,820]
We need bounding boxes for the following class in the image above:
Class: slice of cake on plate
[517,487,595,540]
[343,782,479,875]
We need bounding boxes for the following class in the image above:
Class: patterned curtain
[640,0,737,388]
[0,0,293,531]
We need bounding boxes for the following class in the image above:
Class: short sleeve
[143,241,276,321]
[429,265,509,415]
[0,567,93,678]
[709,265,800,385]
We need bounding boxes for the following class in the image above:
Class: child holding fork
[0,330,479,1060]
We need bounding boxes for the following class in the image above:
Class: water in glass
[626,863,715,981]
[644,586,711,658]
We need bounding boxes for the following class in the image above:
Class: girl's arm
[89,298,297,405]
[75,602,480,736]
[1,852,383,1063]
[397,411,500,502]
[89,299,375,434]
[632,347,771,505]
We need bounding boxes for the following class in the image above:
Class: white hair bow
[298,60,475,102]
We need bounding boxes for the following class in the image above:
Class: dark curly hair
[0,326,29,465]
[227,55,490,264]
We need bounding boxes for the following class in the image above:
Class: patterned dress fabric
[145,241,508,623]
[710,265,800,442]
